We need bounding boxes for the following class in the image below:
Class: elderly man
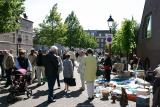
[28,49,37,83]
[3,50,15,87]
[43,46,59,103]
[84,48,97,100]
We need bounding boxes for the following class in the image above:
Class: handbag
[104,65,111,70]
[68,78,76,86]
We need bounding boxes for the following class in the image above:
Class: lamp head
[107,15,114,28]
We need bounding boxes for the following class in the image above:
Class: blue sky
[24,0,145,30]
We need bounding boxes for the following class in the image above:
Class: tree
[121,19,136,56]
[112,18,138,70]
[112,29,123,54]
[111,22,118,37]
[34,4,67,46]
[121,19,137,70]
[34,5,97,49]
[0,0,25,33]
[64,11,82,48]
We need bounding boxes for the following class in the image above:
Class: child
[120,87,128,107]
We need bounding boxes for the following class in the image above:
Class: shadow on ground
[76,99,95,107]
[35,90,65,107]
[69,89,82,98]
[0,95,23,107]
[32,90,48,99]
[0,88,9,94]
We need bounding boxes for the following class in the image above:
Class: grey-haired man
[43,46,59,103]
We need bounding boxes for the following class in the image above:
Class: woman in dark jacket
[103,53,112,82]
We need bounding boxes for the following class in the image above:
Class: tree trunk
[126,52,129,71]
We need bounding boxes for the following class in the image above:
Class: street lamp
[107,15,114,33]
[17,36,22,56]
[107,15,114,55]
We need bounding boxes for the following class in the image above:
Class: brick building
[0,18,34,56]
[137,0,160,69]
[85,30,110,49]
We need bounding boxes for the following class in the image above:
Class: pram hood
[17,69,27,75]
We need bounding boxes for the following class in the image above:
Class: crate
[136,103,150,107]
[136,95,150,107]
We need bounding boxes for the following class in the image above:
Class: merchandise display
[94,73,151,104]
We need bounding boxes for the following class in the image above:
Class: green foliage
[112,19,138,55]
[64,11,81,48]
[64,11,97,49]
[121,19,136,54]
[111,22,118,37]
[80,32,98,48]
[34,4,98,49]
[112,29,123,54]
[34,4,67,46]
[0,0,25,33]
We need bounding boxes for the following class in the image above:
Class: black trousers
[46,74,57,100]
[56,74,60,87]
[104,70,111,82]
[5,68,12,86]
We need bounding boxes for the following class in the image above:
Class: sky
[24,0,145,30]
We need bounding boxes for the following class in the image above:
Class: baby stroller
[7,68,32,103]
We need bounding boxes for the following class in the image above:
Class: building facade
[85,30,110,49]
[0,18,34,56]
[137,0,160,69]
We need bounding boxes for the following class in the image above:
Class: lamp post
[17,36,22,56]
[107,15,114,55]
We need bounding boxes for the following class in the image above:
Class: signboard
[106,34,113,44]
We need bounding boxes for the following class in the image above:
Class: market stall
[94,73,152,107]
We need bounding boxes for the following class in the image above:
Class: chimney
[23,13,28,19]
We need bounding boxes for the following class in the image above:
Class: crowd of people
[0,47,97,103]
[0,46,160,107]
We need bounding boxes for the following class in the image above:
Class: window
[101,43,104,47]
[99,33,101,37]
[101,39,103,42]
[144,15,152,38]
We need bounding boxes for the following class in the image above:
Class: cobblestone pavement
[0,66,151,107]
